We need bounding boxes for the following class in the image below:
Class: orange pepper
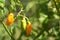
[26,23,32,35]
[6,13,14,25]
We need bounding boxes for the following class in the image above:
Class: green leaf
[15,0,23,8]
[39,0,48,4]
[25,1,36,12]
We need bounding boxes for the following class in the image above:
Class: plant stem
[14,8,29,21]
[15,8,24,20]
[20,15,29,21]
[2,22,15,40]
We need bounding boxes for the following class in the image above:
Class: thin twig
[14,9,30,21]
[14,8,24,20]
[2,22,15,40]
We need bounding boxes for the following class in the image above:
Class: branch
[2,22,15,40]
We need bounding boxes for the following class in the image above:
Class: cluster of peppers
[6,12,32,36]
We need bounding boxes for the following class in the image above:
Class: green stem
[15,8,24,20]
[20,15,29,21]
[2,22,15,40]
[14,8,29,21]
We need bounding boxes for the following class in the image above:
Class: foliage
[0,0,60,40]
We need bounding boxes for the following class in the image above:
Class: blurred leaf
[0,6,3,10]
[12,27,16,37]
[14,0,23,9]
[25,1,36,12]
[38,0,48,4]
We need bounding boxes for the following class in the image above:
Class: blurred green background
[0,0,60,40]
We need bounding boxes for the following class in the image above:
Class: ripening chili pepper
[21,17,26,30]
[26,22,32,35]
[6,13,14,25]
